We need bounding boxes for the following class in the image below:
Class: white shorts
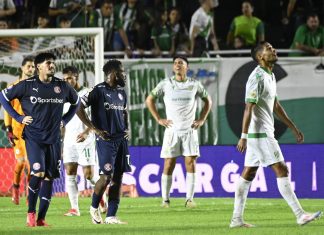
[63,142,96,166]
[245,136,284,167]
[160,129,200,158]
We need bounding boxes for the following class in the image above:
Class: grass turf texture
[0,197,323,235]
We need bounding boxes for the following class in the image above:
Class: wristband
[241,133,248,139]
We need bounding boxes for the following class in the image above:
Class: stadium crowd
[0,0,323,57]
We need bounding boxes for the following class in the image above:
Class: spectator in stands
[151,9,175,57]
[0,0,16,20]
[48,0,92,28]
[290,13,324,56]
[113,0,154,53]
[189,0,219,57]
[169,7,190,54]
[0,19,19,53]
[32,13,51,52]
[88,0,132,57]
[227,1,264,48]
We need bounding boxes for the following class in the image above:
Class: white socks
[232,177,252,219]
[161,174,172,201]
[87,175,100,188]
[277,177,304,218]
[66,175,79,210]
[186,173,196,200]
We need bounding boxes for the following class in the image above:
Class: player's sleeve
[0,84,25,123]
[149,80,165,99]
[245,73,263,104]
[196,81,209,99]
[62,84,80,125]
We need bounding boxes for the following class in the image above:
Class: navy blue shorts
[96,138,131,175]
[25,138,61,179]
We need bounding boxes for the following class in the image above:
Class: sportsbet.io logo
[30,96,63,104]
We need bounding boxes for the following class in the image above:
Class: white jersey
[245,66,277,138]
[189,7,214,40]
[150,76,208,131]
[63,87,95,146]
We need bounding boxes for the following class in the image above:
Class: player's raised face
[63,72,78,88]
[21,61,35,79]
[173,58,188,76]
[259,43,277,64]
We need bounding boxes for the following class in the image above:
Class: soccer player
[0,52,80,227]
[61,66,100,216]
[77,59,131,224]
[4,56,35,205]
[146,56,212,208]
[230,42,323,228]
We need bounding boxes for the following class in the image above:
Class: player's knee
[83,169,93,180]
[164,159,176,172]
[100,174,112,185]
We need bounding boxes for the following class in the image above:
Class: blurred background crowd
[0,0,323,57]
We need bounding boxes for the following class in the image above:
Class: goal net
[0,28,104,197]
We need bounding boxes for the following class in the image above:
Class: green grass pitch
[0,197,323,235]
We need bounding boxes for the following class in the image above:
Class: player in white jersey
[230,42,322,228]
[146,56,212,207]
[62,66,100,216]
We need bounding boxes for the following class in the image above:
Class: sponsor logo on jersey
[54,86,61,93]
[106,93,111,98]
[32,87,39,92]
[33,162,41,170]
[118,93,123,100]
[104,102,125,110]
[30,96,64,104]
[104,163,112,171]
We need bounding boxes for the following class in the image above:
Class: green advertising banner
[1,57,323,147]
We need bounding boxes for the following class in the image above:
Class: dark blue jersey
[81,82,127,139]
[2,75,79,144]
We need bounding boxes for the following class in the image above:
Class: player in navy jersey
[0,52,80,227]
[77,59,131,224]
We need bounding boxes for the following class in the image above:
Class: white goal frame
[0,28,105,84]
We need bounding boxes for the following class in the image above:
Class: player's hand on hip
[94,128,110,141]
[191,119,204,129]
[158,119,173,128]
[237,138,247,153]
[22,116,33,125]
